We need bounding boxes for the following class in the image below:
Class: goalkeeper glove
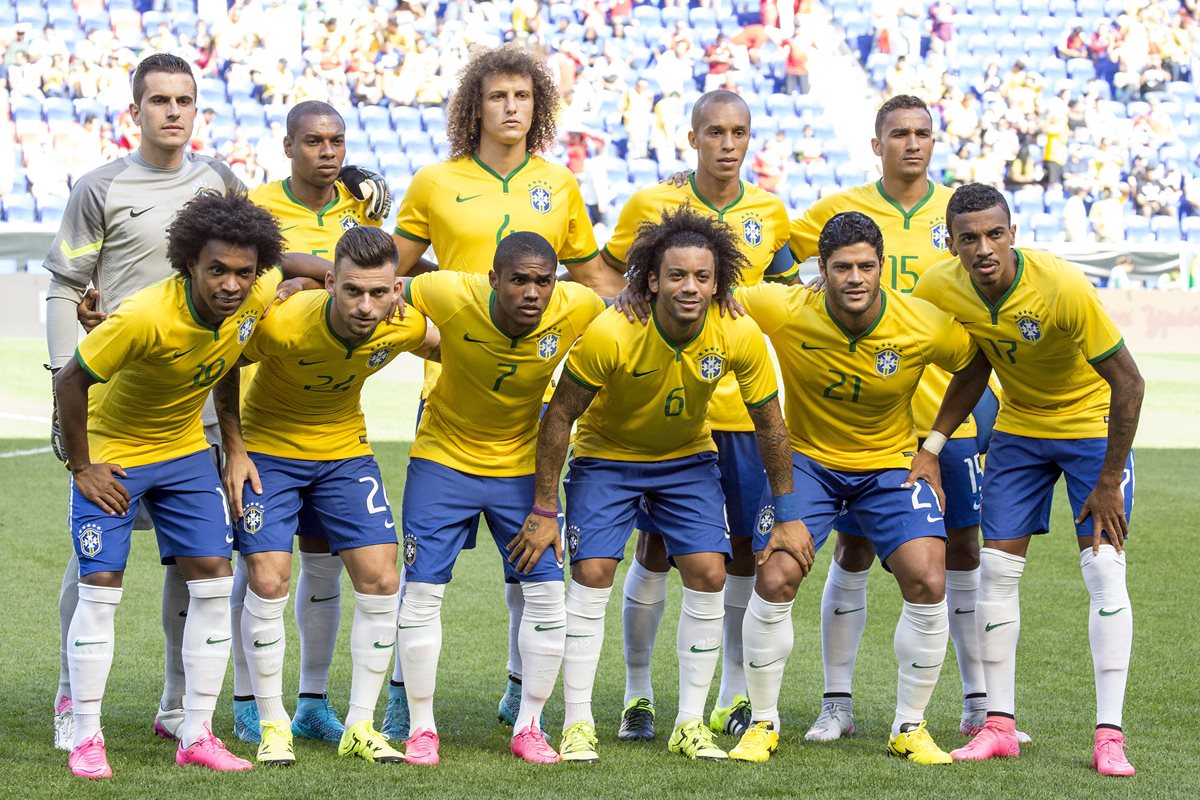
[46,364,67,463]
[339,165,392,222]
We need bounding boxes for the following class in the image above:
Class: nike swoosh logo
[462,333,488,343]
[310,594,339,603]
[800,342,828,350]
[953,608,974,615]
[179,610,188,618]
[1098,607,1127,617]
[455,194,481,203]
[373,641,394,649]
[253,638,281,648]
[130,206,154,218]
[926,514,943,523]
[565,633,594,638]
[206,636,232,645]
[298,358,326,366]
[73,639,107,647]
[385,519,395,529]
[833,606,864,615]
[398,624,428,630]
[911,662,942,669]
[689,645,720,653]
[171,345,198,359]
[985,620,1016,632]
[748,657,785,669]
[632,368,659,377]
[534,624,565,632]
[225,531,235,544]
[280,225,298,232]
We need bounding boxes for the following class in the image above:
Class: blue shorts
[69,450,233,577]
[564,452,731,563]
[981,432,1135,540]
[836,437,982,534]
[639,430,767,539]
[235,454,397,556]
[973,386,1000,454]
[401,457,563,584]
[757,451,947,566]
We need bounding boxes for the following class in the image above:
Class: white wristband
[922,431,948,456]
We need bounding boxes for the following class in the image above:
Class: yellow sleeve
[601,190,649,266]
[394,166,435,245]
[563,316,618,392]
[923,305,978,374]
[727,317,779,408]
[406,271,462,326]
[558,180,601,264]
[1054,264,1125,364]
[788,201,825,262]
[734,282,791,336]
[75,296,153,383]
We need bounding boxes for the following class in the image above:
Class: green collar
[488,290,538,347]
[874,179,935,230]
[471,152,531,192]
[324,295,369,358]
[651,302,706,360]
[824,289,887,352]
[689,173,744,221]
[282,178,341,224]
[184,277,220,339]
[971,249,1025,325]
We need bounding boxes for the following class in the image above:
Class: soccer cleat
[338,720,404,764]
[559,721,599,763]
[511,724,560,764]
[176,725,254,772]
[667,719,729,761]
[54,695,74,752]
[292,695,345,742]
[153,706,185,741]
[805,700,856,742]
[617,697,656,741]
[403,727,440,765]
[709,695,752,736]
[256,719,296,767]
[960,699,1032,744]
[233,698,261,744]
[381,683,410,741]
[951,716,1020,761]
[68,731,112,779]
[887,721,952,765]
[1092,728,1135,777]
[498,677,521,726]
[729,721,780,763]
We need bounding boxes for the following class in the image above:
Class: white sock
[820,561,870,694]
[68,583,122,746]
[58,553,80,702]
[160,564,189,711]
[742,591,793,730]
[295,551,343,697]
[345,591,399,728]
[977,548,1025,717]
[562,581,611,728]
[242,588,289,723]
[397,582,444,734]
[515,581,565,731]
[230,557,253,697]
[621,559,668,704]
[1080,544,1132,729]
[179,576,234,748]
[505,581,524,680]
[675,587,724,726]
[717,574,754,707]
[390,573,406,684]
[946,568,986,701]
[892,599,949,735]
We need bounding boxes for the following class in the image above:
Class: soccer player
[605,90,792,741]
[908,184,1142,777]
[43,52,245,750]
[396,231,606,766]
[726,211,976,766]
[215,226,436,767]
[788,95,998,742]
[227,100,392,746]
[383,44,625,739]
[520,207,807,764]
[52,191,295,778]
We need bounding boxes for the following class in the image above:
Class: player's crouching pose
[908,184,1143,777]
[727,212,977,766]
[53,191,303,778]
[520,207,807,764]
[215,226,438,767]
[396,232,607,766]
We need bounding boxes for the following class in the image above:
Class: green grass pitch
[1,339,1196,798]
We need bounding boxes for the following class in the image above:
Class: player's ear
[129,101,140,126]
[488,269,499,290]
[324,268,337,293]
[687,130,698,152]
[647,268,659,294]
[283,136,294,159]
[870,137,882,157]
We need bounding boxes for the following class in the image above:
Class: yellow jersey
[249,179,378,259]
[406,272,606,477]
[565,305,778,462]
[913,248,1124,439]
[75,269,282,468]
[240,289,428,460]
[603,176,792,433]
[789,179,975,439]
[736,282,976,471]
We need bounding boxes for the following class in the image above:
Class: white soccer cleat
[805,700,856,742]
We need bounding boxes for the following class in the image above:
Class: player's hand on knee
[222,450,261,521]
[507,514,562,574]
[1076,481,1128,554]
[339,165,392,221]
[77,288,106,332]
[73,463,130,516]
[613,284,652,323]
[903,450,944,512]
[759,520,815,576]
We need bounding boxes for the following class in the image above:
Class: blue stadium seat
[1015,189,1044,219]
[367,127,396,149]
[1047,0,1075,15]
[1166,81,1196,103]
[788,182,817,209]
[403,137,435,157]
[662,7,686,27]
[805,161,834,185]
[1066,58,1096,82]
[629,158,658,186]
[391,106,422,129]
[1152,216,1181,243]
[47,6,78,25]
[632,5,661,27]
[1031,213,1057,242]
[0,260,18,274]
[408,151,439,172]
[689,7,718,27]
[362,114,392,134]
[1124,216,1151,244]
[1182,216,1200,242]
[38,196,67,224]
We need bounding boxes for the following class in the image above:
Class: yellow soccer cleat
[887,721,952,765]
[338,720,404,764]
[559,721,599,763]
[256,719,295,767]
[729,720,779,763]
[668,719,728,761]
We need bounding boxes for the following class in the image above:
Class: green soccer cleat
[338,720,404,764]
[559,721,599,763]
[668,719,728,761]
[256,719,295,767]
[709,695,752,736]
[617,697,656,741]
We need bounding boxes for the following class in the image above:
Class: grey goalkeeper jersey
[44,150,245,312]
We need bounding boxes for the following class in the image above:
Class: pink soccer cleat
[175,724,254,772]
[1092,729,1136,777]
[69,732,112,779]
[404,727,440,765]
[511,724,560,764]
[950,716,1020,761]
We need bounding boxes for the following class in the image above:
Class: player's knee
[898,571,945,605]
[571,558,617,589]
[753,559,800,603]
[353,569,399,597]
[248,571,290,600]
[80,571,124,589]
[833,533,875,571]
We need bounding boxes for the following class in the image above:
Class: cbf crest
[742,214,763,248]
[537,330,560,360]
[931,220,949,252]
[566,525,581,557]
[237,314,257,344]
[403,534,417,566]
[367,347,392,369]
[341,216,360,231]
[242,501,265,534]
[697,346,725,383]
[874,345,901,378]
[756,506,775,536]
[77,522,103,558]
[1015,310,1042,343]
[529,181,552,215]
